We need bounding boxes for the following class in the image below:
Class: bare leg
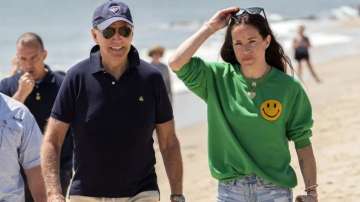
[297,61,303,82]
[305,59,321,83]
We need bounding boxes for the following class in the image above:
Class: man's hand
[13,72,35,102]
[18,72,35,95]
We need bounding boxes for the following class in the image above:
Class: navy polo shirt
[0,67,73,170]
[51,45,173,197]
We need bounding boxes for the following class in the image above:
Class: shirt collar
[39,65,56,84]
[89,45,140,74]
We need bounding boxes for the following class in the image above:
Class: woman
[293,25,321,83]
[169,7,318,202]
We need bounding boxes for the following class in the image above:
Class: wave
[139,5,360,94]
[330,5,359,20]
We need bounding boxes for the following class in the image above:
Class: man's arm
[18,106,46,202]
[41,117,70,202]
[296,144,318,201]
[156,120,183,197]
[24,165,47,202]
[168,7,239,71]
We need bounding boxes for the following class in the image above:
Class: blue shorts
[217,175,292,202]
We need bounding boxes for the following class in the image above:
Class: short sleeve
[154,73,173,124]
[286,83,314,149]
[50,71,77,123]
[0,78,13,96]
[174,57,212,101]
[19,109,43,169]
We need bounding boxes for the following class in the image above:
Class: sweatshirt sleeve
[286,82,314,149]
[174,57,212,101]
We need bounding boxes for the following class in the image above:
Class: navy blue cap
[92,0,133,30]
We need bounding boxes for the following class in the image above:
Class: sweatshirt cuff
[294,137,311,149]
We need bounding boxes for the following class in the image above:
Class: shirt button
[112,81,116,85]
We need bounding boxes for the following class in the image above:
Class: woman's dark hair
[220,13,292,73]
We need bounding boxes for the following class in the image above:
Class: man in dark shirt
[0,32,73,202]
[41,1,184,202]
[148,46,173,103]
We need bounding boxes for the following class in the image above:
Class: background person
[0,92,47,202]
[0,32,73,201]
[293,25,321,83]
[148,45,173,103]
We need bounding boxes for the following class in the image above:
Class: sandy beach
[154,53,360,202]
[0,1,359,202]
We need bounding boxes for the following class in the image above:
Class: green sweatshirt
[175,57,313,188]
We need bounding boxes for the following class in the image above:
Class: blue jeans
[217,175,292,202]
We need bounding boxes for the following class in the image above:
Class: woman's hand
[168,6,240,71]
[205,7,240,32]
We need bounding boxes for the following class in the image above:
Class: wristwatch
[170,194,185,202]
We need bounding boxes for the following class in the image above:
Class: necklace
[244,66,271,99]
[247,80,257,99]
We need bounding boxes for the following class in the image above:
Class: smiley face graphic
[260,100,282,121]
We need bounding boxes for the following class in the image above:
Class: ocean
[1,0,360,127]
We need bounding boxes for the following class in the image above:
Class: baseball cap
[92,0,133,31]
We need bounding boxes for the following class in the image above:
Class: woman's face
[231,24,270,67]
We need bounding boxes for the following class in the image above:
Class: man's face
[92,21,133,63]
[151,52,162,61]
[16,44,47,80]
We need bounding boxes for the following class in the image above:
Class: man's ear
[42,49,48,61]
[91,28,99,44]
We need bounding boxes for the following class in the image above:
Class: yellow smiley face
[260,100,282,121]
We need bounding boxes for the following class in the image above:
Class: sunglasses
[231,7,267,22]
[100,26,132,39]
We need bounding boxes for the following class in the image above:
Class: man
[148,45,173,103]
[0,32,73,201]
[41,1,184,202]
[0,93,46,202]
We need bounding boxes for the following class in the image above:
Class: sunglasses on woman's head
[231,7,267,22]
[100,26,132,39]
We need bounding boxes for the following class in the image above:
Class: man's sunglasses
[231,7,267,22]
[100,26,132,39]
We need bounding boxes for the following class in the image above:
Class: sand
[154,53,360,201]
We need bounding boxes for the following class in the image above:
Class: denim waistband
[224,175,268,186]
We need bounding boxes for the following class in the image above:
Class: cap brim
[97,17,133,30]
